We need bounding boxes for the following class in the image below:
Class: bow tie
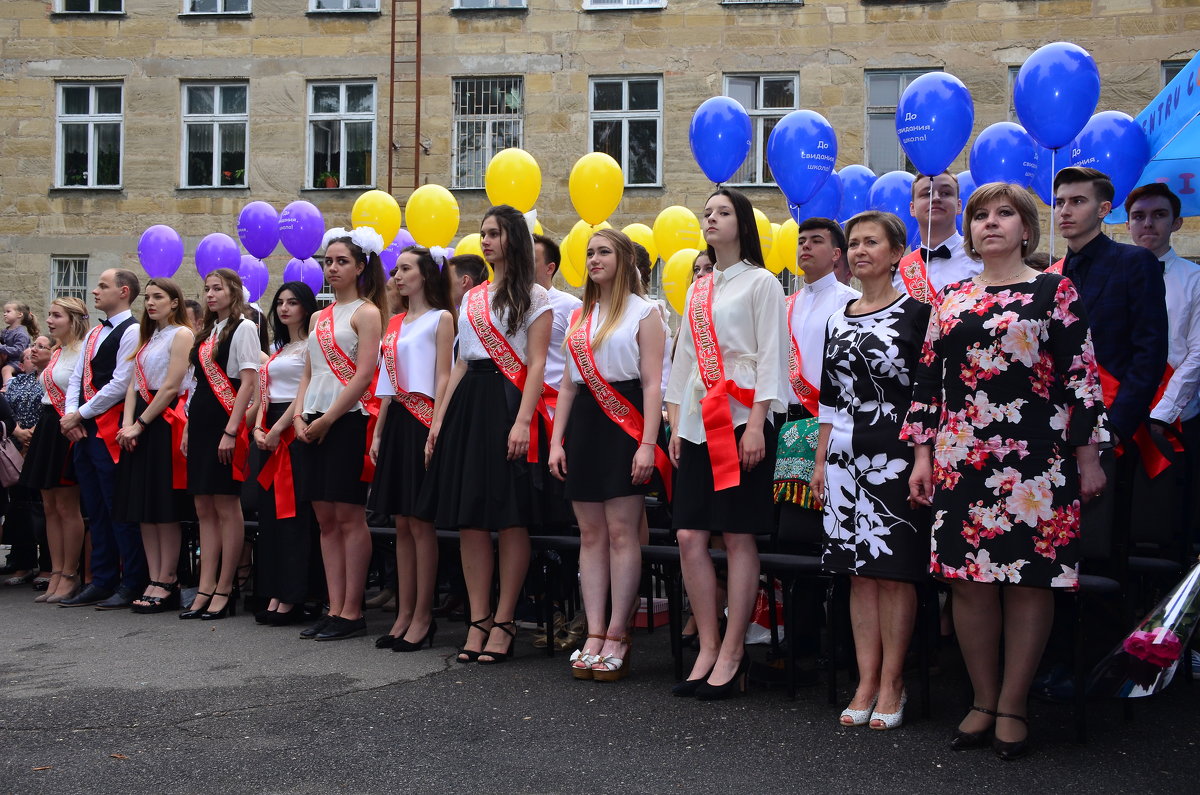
[921,245,951,261]
[100,319,113,328]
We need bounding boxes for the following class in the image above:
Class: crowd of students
[2,166,1196,761]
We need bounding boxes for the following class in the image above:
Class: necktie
[921,245,951,261]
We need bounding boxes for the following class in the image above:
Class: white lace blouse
[454,284,552,364]
[304,299,371,416]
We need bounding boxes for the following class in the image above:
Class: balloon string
[1049,148,1056,263]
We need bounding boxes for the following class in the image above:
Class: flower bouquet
[1089,558,1200,697]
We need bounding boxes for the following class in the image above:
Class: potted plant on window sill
[318,171,340,189]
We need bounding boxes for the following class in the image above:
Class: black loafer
[300,616,333,639]
[315,616,367,641]
[59,583,113,608]
[95,588,138,610]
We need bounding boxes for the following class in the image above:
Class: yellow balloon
[569,152,624,225]
[406,184,459,248]
[776,218,801,276]
[765,222,785,275]
[564,219,612,278]
[753,208,774,261]
[534,218,544,236]
[662,248,699,315]
[351,190,402,248]
[622,223,658,267]
[558,245,584,288]
[455,233,483,259]
[485,148,541,213]
[653,206,701,262]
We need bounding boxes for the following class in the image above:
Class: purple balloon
[283,257,324,296]
[237,201,280,260]
[278,201,325,260]
[238,255,269,303]
[393,228,415,250]
[195,233,241,279]
[137,225,184,279]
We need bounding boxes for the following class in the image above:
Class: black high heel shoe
[200,590,238,621]
[457,615,493,663]
[132,581,180,614]
[376,633,400,649]
[992,712,1030,761]
[179,591,213,620]
[393,620,438,652]
[951,705,997,751]
[477,620,517,665]
[672,660,717,697]
[694,655,750,701]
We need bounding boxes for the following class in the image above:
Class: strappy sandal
[591,634,633,682]
[132,580,181,614]
[477,620,517,665]
[457,615,493,664]
[570,633,607,680]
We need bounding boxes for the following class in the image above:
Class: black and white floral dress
[818,295,931,581]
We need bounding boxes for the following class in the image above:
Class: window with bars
[590,76,662,187]
[308,81,376,189]
[57,83,123,188]
[452,77,523,189]
[310,0,379,10]
[1163,60,1188,88]
[58,0,123,11]
[184,0,250,12]
[51,257,90,303]
[724,74,798,185]
[182,83,248,188]
[865,69,937,174]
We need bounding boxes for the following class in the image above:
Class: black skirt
[19,404,75,490]
[114,393,193,523]
[255,402,316,604]
[368,399,429,517]
[187,378,243,497]
[564,378,666,503]
[672,423,778,535]
[417,359,546,530]
[296,410,370,505]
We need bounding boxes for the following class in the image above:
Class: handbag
[772,416,819,509]
[0,421,24,488]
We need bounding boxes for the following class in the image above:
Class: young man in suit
[893,171,981,303]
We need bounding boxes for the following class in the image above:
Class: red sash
[897,250,936,305]
[381,313,435,429]
[198,332,250,481]
[567,308,672,500]
[314,305,381,481]
[42,349,68,417]
[1047,258,1064,274]
[254,345,297,518]
[81,324,124,464]
[134,342,188,489]
[465,284,552,463]
[785,293,820,417]
[1097,364,1182,478]
[688,274,756,491]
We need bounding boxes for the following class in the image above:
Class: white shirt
[265,340,307,403]
[65,309,139,418]
[135,325,189,391]
[892,232,982,294]
[665,261,789,444]
[787,272,861,404]
[545,287,583,395]
[376,309,447,399]
[1152,248,1200,423]
[41,343,82,406]
[567,295,658,385]
[186,317,261,413]
[304,299,369,416]
[455,284,553,364]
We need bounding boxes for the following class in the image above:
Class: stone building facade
[0,0,1196,314]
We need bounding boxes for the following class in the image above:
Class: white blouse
[567,295,657,385]
[304,299,370,416]
[376,309,447,399]
[40,343,82,406]
[135,325,190,391]
[265,340,307,402]
[665,261,790,445]
[455,284,553,364]
[184,317,259,412]
[787,272,861,404]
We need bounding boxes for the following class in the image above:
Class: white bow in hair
[429,246,450,270]
[523,209,538,248]
[321,226,386,257]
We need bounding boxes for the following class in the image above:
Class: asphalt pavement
[1,586,1197,794]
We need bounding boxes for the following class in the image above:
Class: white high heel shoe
[570,633,606,680]
[869,690,908,731]
[839,695,878,727]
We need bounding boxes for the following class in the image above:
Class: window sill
[719,0,801,5]
[450,4,528,13]
[176,185,250,192]
[50,12,128,19]
[305,9,382,17]
[300,186,375,192]
[582,2,666,11]
[50,186,124,193]
[178,12,254,19]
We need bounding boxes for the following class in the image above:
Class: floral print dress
[819,295,932,582]
[900,274,1108,591]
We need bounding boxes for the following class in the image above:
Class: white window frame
[308,0,379,11]
[307,81,377,190]
[1163,60,1189,88]
[56,82,124,189]
[452,0,527,8]
[451,76,524,189]
[56,0,124,12]
[1006,65,1021,123]
[181,82,249,188]
[50,257,90,303]
[583,0,665,10]
[181,0,251,13]
[588,75,663,188]
[865,69,938,175]
[724,73,799,186]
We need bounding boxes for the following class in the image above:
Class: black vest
[79,316,137,404]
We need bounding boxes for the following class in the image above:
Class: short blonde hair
[962,183,1042,262]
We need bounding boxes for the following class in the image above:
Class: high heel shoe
[132,581,181,614]
[992,712,1030,761]
[393,620,438,652]
[199,590,238,620]
[869,689,907,730]
[695,655,750,701]
[375,633,400,649]
[591,635,633,682]
[457,615,493,663]
[951,705,997,750]
[477,620,517,665]
[35,572,62,603]
[839,695,878,727]
[179,591,213,619]
[571,633,606,680]
[671,660,717,697]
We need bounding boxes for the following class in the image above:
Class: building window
[309,0,379,10]
[724,74,798,185]
[1163,60,1188,87]
[583,0,665,9]
[1007,65,1021,123]
[184,0,250,12]
[58,0,123,11]
[57,83,123,188]
[590,76,662,187]
[865,69,936,174]
[308,81,376,189]
[51,257,90,302]
[452,77,523,189]
[182,83,248,188]
[452,0,526,8]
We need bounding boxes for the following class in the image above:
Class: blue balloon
[969,122,1038,188]
[894,72,974,176]
[1031,143,1057,206]
[1067,111,1152,209]
[689,96,753,184]
[907,217,923,251]
[766,110,838,205]
[837,164,876,222]
[868,171,919,247]
[789,171,843,223]
[1013,42,1101,151]
[955,170,978,204]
